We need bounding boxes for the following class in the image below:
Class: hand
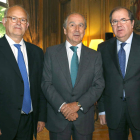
[99,115,107,125]
[67,113,78,121]
[94,102,97,106]
[0,129,2,136]
[60,102,80,119]
[37,121,45,133]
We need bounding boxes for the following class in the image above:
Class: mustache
[14,25,22,29]
[73,33,80,35]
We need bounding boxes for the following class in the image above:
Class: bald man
[0,5,46,140]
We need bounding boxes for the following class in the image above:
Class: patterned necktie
[118,42,127,78]
[70,46,79,87]
[14,44,31,114]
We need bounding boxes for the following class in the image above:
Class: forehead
[112,9,129,19]
[67,14,85,24]
[7,6,27,18]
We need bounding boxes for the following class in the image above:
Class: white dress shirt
[65,40,82,71]
[99,32,133,116]
[58,40,82,112]
[5,34,33,113]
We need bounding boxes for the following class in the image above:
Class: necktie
[14,44,31,114]
[70,46,79,87]
[118,42,127,78]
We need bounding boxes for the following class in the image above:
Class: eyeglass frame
[4,16,28,24]
[111,18,131,26]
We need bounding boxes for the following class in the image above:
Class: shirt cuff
[58,102,66,112]
[99,111,105,115]
[80,107,83,111]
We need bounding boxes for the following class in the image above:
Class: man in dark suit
[41,13,105,140]
[98,6,140,140]
[0,5,46,140]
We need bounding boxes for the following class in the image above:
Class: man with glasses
[98,6,140,140]
[0,5,46,140]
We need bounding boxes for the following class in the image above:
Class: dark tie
[118,42,127,78]
[70,46,79,87]
[14,44,31,114]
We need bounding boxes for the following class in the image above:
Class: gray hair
[109,6,134,24]
[4,5,30,22]
[63,13,87,29]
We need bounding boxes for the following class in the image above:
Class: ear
[132,20,134,28]
[25,22,29,30]
[83,29,85,36]
[2,18,6,27]
[63,27,67,35]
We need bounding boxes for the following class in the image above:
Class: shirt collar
[117,32,133,46]
[65,40,82,52]
[5,34,24,47]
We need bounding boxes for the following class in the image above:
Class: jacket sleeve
[97,44,105,113]
[41,48,65,114]
[78,52,105,113]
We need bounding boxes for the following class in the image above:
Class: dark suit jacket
[98,32,140,130]
[41,42,104,135]
[0,36,47,140]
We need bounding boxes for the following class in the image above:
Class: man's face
[63,14,85,46]
[2,6,29,41]
[111,9,134,42]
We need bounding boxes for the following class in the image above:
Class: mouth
[117,29,123,32]
[14,26,22,30]
[74,34,80,37]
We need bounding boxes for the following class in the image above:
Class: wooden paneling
[60,1,71,43]
[43,0,61,52]
[8,0,132,50]
[8,0,44,49]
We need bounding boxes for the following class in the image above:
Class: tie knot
[121,42,127,48]
[70,46,78,52]
[14,44,21,49]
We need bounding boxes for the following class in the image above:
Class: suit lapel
[25,41,34,82]
[108,38,123,78]
[0,36,22,78]
[56,43,73,88]
[125,33,140,80]
[74,45,90,88]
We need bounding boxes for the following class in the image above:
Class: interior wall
[69,0,123,46]
[9,0,44,49]
[7,0,133,51]
[43,0,62,52]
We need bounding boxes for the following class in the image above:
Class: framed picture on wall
[130,0,140,34]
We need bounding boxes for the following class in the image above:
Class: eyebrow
[112,18,127,21]
[68,21,84,25]
[8,15,27,18]
[68,21,75,24]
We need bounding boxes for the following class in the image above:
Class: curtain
[8,0,43,49]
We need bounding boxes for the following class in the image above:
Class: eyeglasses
[5,16,28,24]
[111,19,131,26]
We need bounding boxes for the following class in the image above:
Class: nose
[16,18,21,24]
[117,21,122,26]
[75,25,79,31]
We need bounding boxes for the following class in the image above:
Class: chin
[73,39,81,42]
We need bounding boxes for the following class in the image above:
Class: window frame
[0,0,8,37]
[0,0,8,8]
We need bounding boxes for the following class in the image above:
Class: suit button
[72,95,74,96]
[21,80,23,83]
[123,81,125,84]
[18,108,21,111]
[21,94,23,97]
